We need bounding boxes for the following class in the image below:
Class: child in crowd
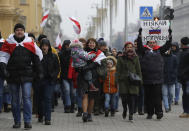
[70,40,98,91]
[103,56,118,117]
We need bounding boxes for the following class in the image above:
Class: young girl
[103,56,118,117]
[70,40,98,91]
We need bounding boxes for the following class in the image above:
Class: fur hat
[14,23,25,32]
[107,56,117,66]
[181,37,189,45]
[69,39,83,48]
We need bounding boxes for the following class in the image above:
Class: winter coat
[163,53,178,84]
[70,43,96,68]
[178,48,189,83]
[137,35,171,85]
[40,42,60,84]
[59,46,73,80]
[6,35,43,84]
[77,48,103,94]
[116,55,142,95]
[103,56,117,94]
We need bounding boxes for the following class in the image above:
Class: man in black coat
[137,28,172,120]
[178,37,189,118]
[0,23,43,129]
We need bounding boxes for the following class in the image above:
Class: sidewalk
[0,101,189,131]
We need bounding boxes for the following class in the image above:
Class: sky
[56,0,172,40]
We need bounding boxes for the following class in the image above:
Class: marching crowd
[0,23,189,130]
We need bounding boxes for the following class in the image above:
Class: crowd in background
[0,23,189,130]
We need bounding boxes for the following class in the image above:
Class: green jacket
[116,55,142,95]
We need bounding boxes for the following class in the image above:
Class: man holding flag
[0,23,43,129]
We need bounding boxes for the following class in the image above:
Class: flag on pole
[69,17,81,34]
[55,33,62,50]
[40,10,49,28]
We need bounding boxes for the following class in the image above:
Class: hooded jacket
[103,56,118,94]
[40,39,60,83]
[59,40,73,80]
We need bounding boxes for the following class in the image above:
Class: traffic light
[163,6,174,20]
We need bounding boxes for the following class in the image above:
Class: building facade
[172,0,189,42]
[0,0,42,39]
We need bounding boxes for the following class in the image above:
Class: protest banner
[141,20,170,43]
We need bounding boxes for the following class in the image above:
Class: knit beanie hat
[181,37,189,45]
[14,23,25,32]
[69,39,83,48]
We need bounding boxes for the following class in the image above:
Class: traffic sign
[140,6,153,20]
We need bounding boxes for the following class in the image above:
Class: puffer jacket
[137,35,171,85]
[103,56,117,94]
[70,43,96,68]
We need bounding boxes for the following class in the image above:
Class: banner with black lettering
[141,20,170,42]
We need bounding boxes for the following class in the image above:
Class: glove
[168,28,172,35]
[0,62,9,79]
[138,28,142,35]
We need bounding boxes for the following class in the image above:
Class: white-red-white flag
[55,33,62,50]
[40,10,49,28]
[69,17,81,34]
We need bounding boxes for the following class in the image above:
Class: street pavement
[0,100,189,131]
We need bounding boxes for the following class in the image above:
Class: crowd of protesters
[0,23,189,130]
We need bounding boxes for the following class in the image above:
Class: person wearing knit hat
[14,23,25,32]
[0,23,43,129]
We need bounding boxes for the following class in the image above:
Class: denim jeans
[175,82,181,102]
[76,88,82,109]
[38,80,54,121]
[3,93,11,104]
[9,82,32,123]
[182,81,189,113]
[162,84,175,110]
[104,93,116,110]
[0,78,4,111]
[62,79,76,107]
[114,92,119,110]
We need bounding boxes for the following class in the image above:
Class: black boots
[24,122,32,129]
[13,122,21,128]
[45,121,51,125]
[76,108,83,117]
[105,109,109,117]
[64,106,71,113]
[122,110,127,119]
[3,103,10,113]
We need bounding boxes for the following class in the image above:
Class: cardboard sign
[141,20,170,42]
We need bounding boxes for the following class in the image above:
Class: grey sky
[56,0,172,40]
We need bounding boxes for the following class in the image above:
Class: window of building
[20,0,27,5]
